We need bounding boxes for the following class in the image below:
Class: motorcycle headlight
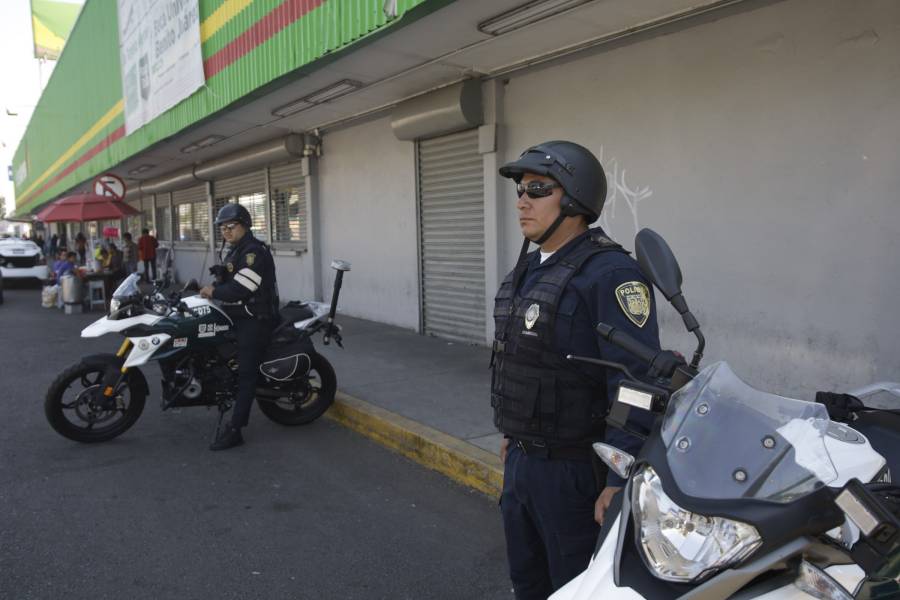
[109,298,121,314]
[631,466,762,582]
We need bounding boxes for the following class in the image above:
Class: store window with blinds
[125,214,142,238]
[212,197,229,245]
[269,161,307,250]
[142,197,154,234]
[173,185,210,243]
[238,193,268,243]
[213,170,268,244]
[124,201,142,238]
[174,203,210,242]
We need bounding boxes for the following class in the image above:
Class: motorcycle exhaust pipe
[324,260,351,345]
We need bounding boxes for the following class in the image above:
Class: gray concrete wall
[498,0,900,396]
[170,247,213,285]
[317,116,420,329]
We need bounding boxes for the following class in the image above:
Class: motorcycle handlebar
[596,323,660,365]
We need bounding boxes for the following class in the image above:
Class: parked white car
[0,238,49,281]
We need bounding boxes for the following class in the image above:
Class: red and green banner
[14,0,441,215]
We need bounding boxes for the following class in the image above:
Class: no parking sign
[92,173,127,200]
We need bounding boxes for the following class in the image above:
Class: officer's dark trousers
[232,317,273,429]
[501,444,600,600]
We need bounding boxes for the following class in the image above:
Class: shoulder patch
[226,262,234,273]
[245,253,255,266]
[615,282,651,328]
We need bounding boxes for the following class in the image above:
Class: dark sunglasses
[517,181,561,199]
[219,222,241,232]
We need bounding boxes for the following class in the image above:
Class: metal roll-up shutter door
[418,129,485,343]
[213,170,265,198]
[213,170,267,242]
[172,184,207,205]
[269,161,308,248]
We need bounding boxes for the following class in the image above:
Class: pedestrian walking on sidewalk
[138,228,158,282]
[122,232,139,274]
[491,140,661,599]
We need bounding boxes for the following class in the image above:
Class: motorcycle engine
[179,374,203,399]
[162,354,236,408]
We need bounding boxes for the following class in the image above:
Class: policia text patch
[614,281,651,328]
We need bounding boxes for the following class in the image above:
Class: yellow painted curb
[325,391,503,498]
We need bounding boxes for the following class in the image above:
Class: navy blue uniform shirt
[518,230,661,486]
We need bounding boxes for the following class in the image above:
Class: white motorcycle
[552,229,899,600]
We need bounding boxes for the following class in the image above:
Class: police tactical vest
[491,230,626,445]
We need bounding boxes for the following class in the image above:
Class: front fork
[98,339,133,407]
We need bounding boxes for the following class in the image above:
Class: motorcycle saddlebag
[259,335,314,382]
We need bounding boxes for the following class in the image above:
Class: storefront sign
[117,0,204,135]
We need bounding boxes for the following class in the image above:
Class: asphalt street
[0,287,511,600]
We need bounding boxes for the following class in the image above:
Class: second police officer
[200,203,280,451]
[492,141,661,599]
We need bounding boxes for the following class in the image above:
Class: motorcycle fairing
[182,295,233,325]
[82,314,162,338]
[124,334,172,367]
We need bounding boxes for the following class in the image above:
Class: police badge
[524,303,540,330]
[614,282,651,328]
[226,262,234,273]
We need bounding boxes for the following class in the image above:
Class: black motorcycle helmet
[214,203,252,229]
[499,140,607,222]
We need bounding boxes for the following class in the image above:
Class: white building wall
[317,116,420,329]
[273,252,317,303]
[498,0,900,395]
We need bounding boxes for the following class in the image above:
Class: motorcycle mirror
[635,228,683,301]
[635,228,706,369]
[330,259,351,272]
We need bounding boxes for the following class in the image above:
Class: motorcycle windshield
[660,362,837,504]
[112,273,141,299]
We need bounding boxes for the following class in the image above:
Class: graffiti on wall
[595,146,653,239]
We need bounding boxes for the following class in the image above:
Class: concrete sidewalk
[316,316,504,497]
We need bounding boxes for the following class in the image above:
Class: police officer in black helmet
[492,141,661,598]
[200,203,279,450]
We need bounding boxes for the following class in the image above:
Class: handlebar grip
[596,322,659,364]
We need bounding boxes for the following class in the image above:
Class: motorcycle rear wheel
[45,361,146,443]
[256,353,336,426]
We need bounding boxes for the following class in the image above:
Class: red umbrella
[35,193,140,222]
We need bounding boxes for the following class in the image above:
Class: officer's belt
[514,439,592,461]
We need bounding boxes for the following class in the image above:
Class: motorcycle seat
[279,301,315,324]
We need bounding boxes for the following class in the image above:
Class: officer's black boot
[210,424,244,451]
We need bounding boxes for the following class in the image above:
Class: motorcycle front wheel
[45,361,146,442]
[256,353,336,426]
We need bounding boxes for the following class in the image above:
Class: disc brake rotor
[72,385,121,425]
